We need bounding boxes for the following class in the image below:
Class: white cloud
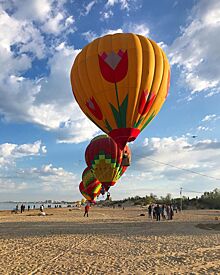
[0,75,41,122]
[202,114,218,122]
[101,28,123,36]
[0,5,61,128]
[105,0,132,11]
[100,10,114,21]
[82,23,150,43]
[100,23,149,38]
[41,12,64,34]
[81,1,97,16]
[13,0,52,22]
[0,164,79,200]
[197,126,210,132]
[1,1,75,36]
[0,141,46,167]
[82,30,98,42]
[29,43,101,142]
[65,16,75,27]
[87,26,129,40]
[41,12,75,34]
[169,0,220,95]
[126,23,150,37]
[100,0,142,21]
[56,115,101,144]
[112,136,220,198]
[157,41,168,51]
[31,164,76,186]
[0,22,100,144]
[0,8,46,61]
[42,146,47,154]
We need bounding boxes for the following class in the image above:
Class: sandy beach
[0,207,220,274]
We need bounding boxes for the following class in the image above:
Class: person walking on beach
[84,203,90,217]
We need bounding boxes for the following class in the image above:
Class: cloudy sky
[0,0,220,202]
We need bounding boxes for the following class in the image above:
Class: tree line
[101,188,220,209]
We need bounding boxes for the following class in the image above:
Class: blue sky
[0,0,220,201]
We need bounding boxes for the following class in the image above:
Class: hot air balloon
[79,181,89,201]
[70,33,170,149]
[85,135,131,192]
[79,167,102,202]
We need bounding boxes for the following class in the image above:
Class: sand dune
[0,207,219,274]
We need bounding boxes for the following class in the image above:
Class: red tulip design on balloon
[86,97,103,120]
[98,50,128,83]
[138,90,156,116]
[98,50,128,129]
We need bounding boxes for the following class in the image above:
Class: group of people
[148,204,176,221]
[15,204,42,213]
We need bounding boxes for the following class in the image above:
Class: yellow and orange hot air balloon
[70,33,170,149]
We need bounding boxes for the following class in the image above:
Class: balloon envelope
[71,33,170,149]
[79,181,91,202]
[85,135,131,191]
[79,167,102,202]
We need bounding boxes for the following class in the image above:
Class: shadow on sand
[0,220,219,239]
[196,223,220,231]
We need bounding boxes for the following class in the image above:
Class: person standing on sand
[84,203,90,217]
[161,204,166,220]
[155,204,161,221]
[166,205,170,220]
[152,205,156,219]
[170,204,174,220]
[148,204,152,219]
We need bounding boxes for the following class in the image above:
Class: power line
[145,157,220,181]
[132,153,220,181]
[182,189,204,194]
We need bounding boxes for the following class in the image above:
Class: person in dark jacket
[148,205,152,219]
[155,204,161,221]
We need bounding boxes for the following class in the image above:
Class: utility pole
[180,187,183,212]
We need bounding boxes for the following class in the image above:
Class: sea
[0,202,71,211]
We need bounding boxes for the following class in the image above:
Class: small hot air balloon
[70,33,170,149]
[79,181,89,201]
[85,135,131,191]
[79,167,102,202]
